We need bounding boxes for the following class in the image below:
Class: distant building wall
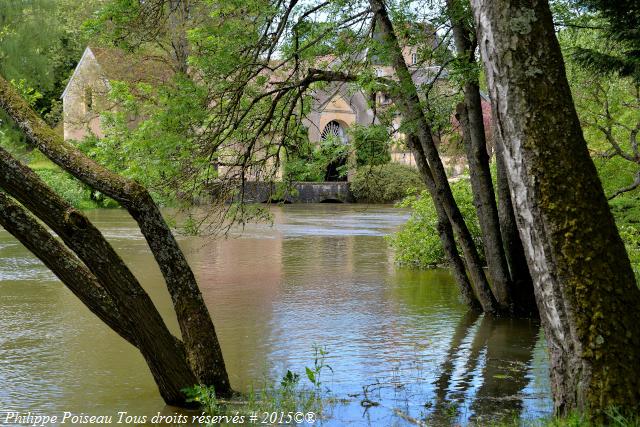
[62,48,112,141]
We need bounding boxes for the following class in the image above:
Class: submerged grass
[183,346,336,425]
[490,408,640,427]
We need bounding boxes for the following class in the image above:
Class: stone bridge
[240,182,355,203]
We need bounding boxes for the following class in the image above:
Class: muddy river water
[0,204,552,426]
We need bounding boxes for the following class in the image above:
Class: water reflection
[427,313,542,425]
[0,204,551,426]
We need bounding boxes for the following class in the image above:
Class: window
[84,87,93,112]
[411,52,418,65]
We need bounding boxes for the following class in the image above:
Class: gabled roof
[61,46,174,99]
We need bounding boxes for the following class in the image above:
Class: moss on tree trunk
[472,0,640,417]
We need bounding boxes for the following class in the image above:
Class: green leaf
[305,367,316,384]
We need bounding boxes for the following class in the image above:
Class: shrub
[350,163,425,203]
[34,169,98,209]
[350,124,391,167]
[388,179,483,268]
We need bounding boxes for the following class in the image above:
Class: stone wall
[238,182,355,203]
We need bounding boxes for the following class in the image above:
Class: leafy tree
[560,26,640,200]
[86,0,501,312]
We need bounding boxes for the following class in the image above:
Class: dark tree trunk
[370,0,498,314]
[472,0,640,416]
[0,76,231,397]
[456,102,513,312]
[407,135,481,311]
[447,0,514,314]
[0,148,199,405]
[0,192,134,346]
[494,130,537,316]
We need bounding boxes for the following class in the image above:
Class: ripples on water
[0,204,552,426]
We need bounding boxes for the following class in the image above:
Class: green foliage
[183,384,220,416]
[78,78,211,205]
[350,124,391,167]
[0,0,61,92]
[0,0,100,121]
[305,345,333,390]
[562,0,640,83]
[389,179,483,269]
[11,79,43,107]
[350,163,425,203]
[284,138,350,182]
[33,168,99,210]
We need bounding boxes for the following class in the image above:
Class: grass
[488,409,640,427]
[183,346,335,426]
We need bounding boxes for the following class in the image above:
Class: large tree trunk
[370,0,498,314]
[0,148,199,405]
[407,135,481,311]
[447,0,514,314]
[472,0,640,416]
[0,76,231,397]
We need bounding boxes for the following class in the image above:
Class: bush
[351,124,391,167]
[34,168,103,209]
[388,179,483,268]
[351,163,425,203]
[284,138,349,182]
[35,169,96,209]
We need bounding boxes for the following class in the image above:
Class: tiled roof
[89,46,174,85]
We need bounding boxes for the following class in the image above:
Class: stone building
[62,44,474,181]
[61,46,173,141]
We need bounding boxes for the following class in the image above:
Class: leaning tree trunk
[0,147,199,405]
[447,0,514,313]
[407,134,481,311]
[456,102,513,312]
[472,0,640,417]
[0,191,135,346]
[0,76,231,397]
[369,0,498,314]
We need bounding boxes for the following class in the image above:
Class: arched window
[411,52,418,65]
[320,120,349,182]
[321,120,348,144]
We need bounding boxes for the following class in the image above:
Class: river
[0,204,551,426]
